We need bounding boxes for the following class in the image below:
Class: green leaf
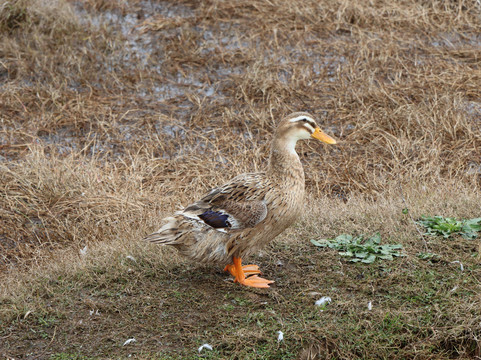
[355,252,368,258]
[361,254,377,263]
[310,233,404,265]
[463,218,481,235]
[336,234,353,242]
[461,231,477,240]
[371,233,382,244]
[310,239,327,247]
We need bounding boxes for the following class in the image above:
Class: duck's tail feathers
[143,217,180,245]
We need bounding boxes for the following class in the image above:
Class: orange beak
[311,128,337,144]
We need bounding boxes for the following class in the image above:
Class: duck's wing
[180,173,269,231]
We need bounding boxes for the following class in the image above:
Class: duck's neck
[267,137,305,186]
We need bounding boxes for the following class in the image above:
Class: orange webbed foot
[224,257,274,288]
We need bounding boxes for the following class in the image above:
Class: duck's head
[275,112,337,152]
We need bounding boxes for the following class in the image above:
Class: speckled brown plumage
[143,112,336,287]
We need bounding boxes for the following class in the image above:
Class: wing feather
[181,173,269,231]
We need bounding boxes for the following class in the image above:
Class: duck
[143,112,337,288]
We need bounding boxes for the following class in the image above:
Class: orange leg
[223,256,274,288]
[224,263,261,277]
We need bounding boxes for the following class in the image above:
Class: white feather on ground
[277,331,284,342]
[198,344,213,353]
[123,338,136,346]
[315,296,332,306]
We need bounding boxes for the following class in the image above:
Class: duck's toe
[239,275,274,288]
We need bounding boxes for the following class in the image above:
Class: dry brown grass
[1,0,480,269]
[1,0,481,358]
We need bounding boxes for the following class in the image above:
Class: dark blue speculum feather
[199,210,231,229]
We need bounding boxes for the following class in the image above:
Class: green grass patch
[417,216,481,239]
[311,233,404,263]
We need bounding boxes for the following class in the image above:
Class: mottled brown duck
[144,112,336,288]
